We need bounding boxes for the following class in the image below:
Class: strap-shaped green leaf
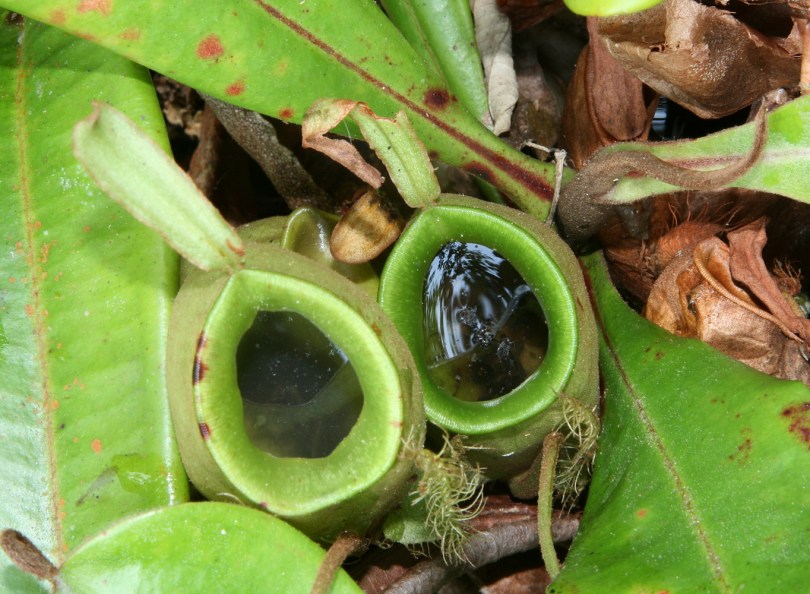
[1,0,557,217]
[74,102,245,272]
[550,253,810,592]
[0,14,187,592]
[381,0,489,126]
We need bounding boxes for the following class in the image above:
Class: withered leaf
[330,190,404,264]
[597,0,800,119]
[645,234,810,386]
[727,217,810,343]
[561,18,656,169]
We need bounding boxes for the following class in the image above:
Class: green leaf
[57,502,363,593]
[549,253,810,593]
[73,102,245,272]
[563,0,665,16]
[1,0,556,217]
[0,14,187,592]
[591,95,810,205]
[381,0,489,126]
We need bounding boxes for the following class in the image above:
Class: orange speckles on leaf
[636,508,649,518]
[279,107,294,120]
[72,437,79,444]
[50,8,67,25]
[50,400,60,411]
[24,304,34,317]
[82,225,91,233]
[197,34,224,60]
[8,277,15,283]
[91,439,103,453]
[225,80,245,96]
[40,241,54,264]
[119,28,140,41]
[32,220,42,230]
[77,0,112,16]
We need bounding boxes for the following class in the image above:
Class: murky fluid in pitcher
[237,311,363,458]
[423,241,549,401]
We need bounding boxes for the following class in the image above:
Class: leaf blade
[0,15,188,588]
[2,0,556,216]
[550,254,810,592]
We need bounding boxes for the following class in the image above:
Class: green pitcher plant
[378,195,600,493]
[72,102,426,544]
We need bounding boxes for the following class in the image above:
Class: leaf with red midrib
[1,0,557,216]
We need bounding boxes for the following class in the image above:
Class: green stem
[538,431,565,579]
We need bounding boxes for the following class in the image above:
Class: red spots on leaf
[77,0,112,16]
[636,508,648,518]
[50,8,67,25]
[423,88,451,110]
[199,422,211,440]
[197,34,224,60]
[279,107,294,120]
[371,323,382,337]
[119,28,140,41]
[225,80,245,96]
[193,332,208,385]
[781,402,810,449]
[91,439,103,453]
[464,163,495,184]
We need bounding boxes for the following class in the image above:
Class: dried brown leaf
[330,190,404,264]
[301,99,385,189]
[473,0,519,134]
[727,217,810,342]
[597,0,800,118]
[645,235,810,386]
[561,18,656,169]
